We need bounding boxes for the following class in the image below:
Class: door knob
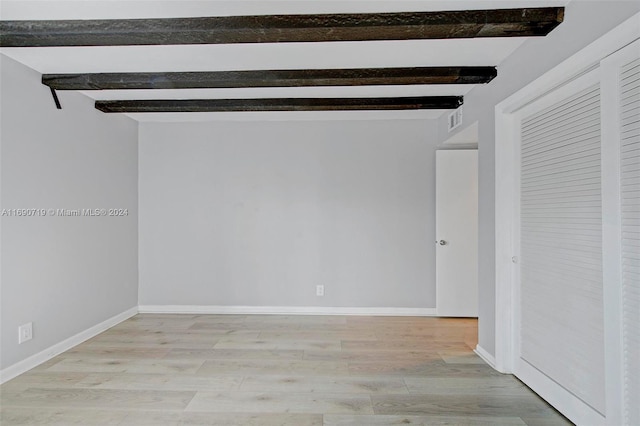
[438,240,447,245]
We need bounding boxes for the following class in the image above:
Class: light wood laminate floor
[0,314,572,425]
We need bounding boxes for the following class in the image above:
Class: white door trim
[494,12,640,425]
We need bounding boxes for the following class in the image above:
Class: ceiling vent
[448,107,463,132]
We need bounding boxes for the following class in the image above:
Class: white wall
[0,55,139,370]
[139,119,437,309]
[436,0,640,358]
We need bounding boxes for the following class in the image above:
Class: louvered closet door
[515,70,606,415]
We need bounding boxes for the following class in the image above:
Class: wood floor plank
[120,411,323,425]
[324,414,528,425]
[239,374,408,394]
[1,387,195,411]
[63,347,171,359]
[185,391,373,414]
[196,359,349,376]
[46,358,205,374]
[0,407,128,425]
[190,314,248,322]
[520,416,574,426]
[348,360,504,377]
[341,340,472,352]
[189,322,304,331]
[83,332,221,348]
[259,330,378,341]
[438,351,486,364]
[346,316,476,326]
[403,376,530,395]
[30,357,66,370]
[370,394,560,418]
[76,341,218,350]
[214,338,341,351]
[243,315,348,325]
[374,331,475,340]
[100,327,259,337]
[0,371,89,393]
[303,350,443,363]
[111,321,198,332]
[74,372,243,391]
[163,348,304,360]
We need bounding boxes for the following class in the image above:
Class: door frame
[494,13,639,425]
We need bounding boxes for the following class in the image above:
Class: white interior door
[435,149,478,317]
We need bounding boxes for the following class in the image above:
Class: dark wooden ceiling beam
[1,8,563,47]
[95,96,463,113]
[43,67,497,90]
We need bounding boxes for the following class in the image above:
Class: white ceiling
[0,0,567,122]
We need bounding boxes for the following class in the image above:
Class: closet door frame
[494,13,639,426]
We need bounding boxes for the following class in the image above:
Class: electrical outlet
[18,322,33,344]
[316,285,325,296]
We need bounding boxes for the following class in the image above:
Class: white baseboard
[474,344,497,369]
[515,358,606,425]
[0,306,138,384]
[138,305,437,317]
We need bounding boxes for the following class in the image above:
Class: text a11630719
[0,208,129,217]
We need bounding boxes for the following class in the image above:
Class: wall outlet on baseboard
[18,322,33,344]
[316,285,325,296]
